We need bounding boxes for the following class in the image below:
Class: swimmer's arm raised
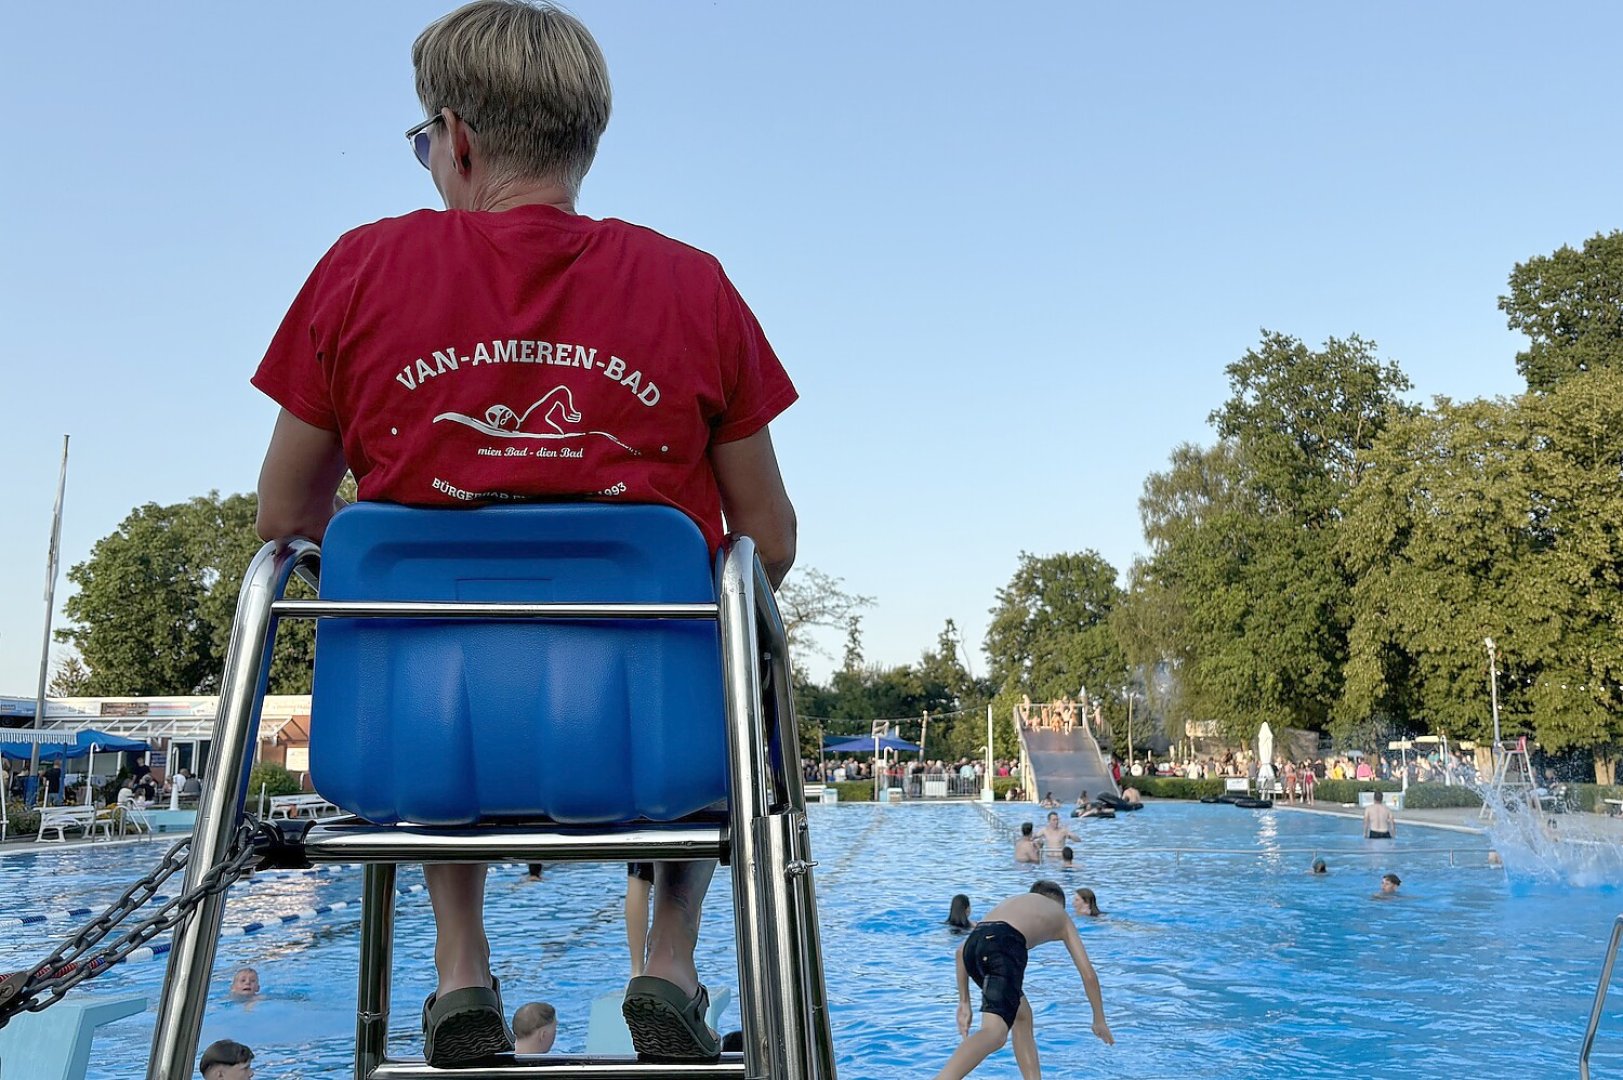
[953,944,971,1036]
[1063,921,1113,1044]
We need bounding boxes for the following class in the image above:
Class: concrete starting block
[0,994,147,1080]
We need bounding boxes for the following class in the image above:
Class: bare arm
[953,943,973,1036]
[1063,921,1113,1043]
[710,426,796,588]
[256,409,348,543]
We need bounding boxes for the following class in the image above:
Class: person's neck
[462,177,577,215]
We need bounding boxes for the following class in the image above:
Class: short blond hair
[513,1001,556,1037]
[413,1,611,192]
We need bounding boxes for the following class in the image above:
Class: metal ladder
[144,536,839,1080]
[1580,914,1623,1080]
[1478,739,1539,820]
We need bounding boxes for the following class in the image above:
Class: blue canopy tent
[822,735,921,754]
[0,729,150,762]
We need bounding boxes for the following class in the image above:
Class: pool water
[2,801,1620,1078]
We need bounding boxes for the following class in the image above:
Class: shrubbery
[1570,784,1623,813]
[1129,776,1226,800]
[4,800,40,838]
[248,763,303,800]
[1399,783,1483,809]
[827,781,875,802]
[1310,779,1400,805]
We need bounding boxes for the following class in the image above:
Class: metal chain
[0,819,267,1027]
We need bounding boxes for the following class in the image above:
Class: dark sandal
[622,975,721,1061]
[423,978,515,1066]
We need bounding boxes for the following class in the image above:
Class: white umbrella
[1256,722,1275,765]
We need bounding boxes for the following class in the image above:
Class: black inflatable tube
[1231,797,1274,809]
[1096,794,1142,812]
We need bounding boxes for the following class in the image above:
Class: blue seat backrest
[309,504,726,826]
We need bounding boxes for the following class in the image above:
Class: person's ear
[443,107,474,173]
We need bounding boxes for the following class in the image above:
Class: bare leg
[640,860,715,995]
[931,1013,1010,1080]
[626,872,653,977]
[425,862,490,997]
[1010,997,1040,1079]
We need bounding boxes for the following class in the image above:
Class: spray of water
[1477,783,1623,888]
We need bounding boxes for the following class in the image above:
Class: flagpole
[30,435,70,790]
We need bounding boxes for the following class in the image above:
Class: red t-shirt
[252,204,796,549]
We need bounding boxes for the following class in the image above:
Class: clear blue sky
[2,1,1618,694]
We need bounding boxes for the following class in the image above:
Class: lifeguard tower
[138,505,838,1079]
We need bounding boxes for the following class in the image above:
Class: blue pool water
[1,801,1619,1078]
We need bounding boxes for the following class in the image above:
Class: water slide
[1021,723,1119,804]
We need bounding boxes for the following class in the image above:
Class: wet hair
[513,1001,556,1037]
[1311,859,1327,874]
[1382,873,1401,887]
[1030,880,1065,905]
[1062,846,1074,862]
[1074,887,1100,915]
[1020,822,1034,836]
[199,1039,254,1073]
[946,893,972,930]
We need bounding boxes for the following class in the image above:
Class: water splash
[1477,784,1623,888]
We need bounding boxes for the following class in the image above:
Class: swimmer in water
[513,1001,557,1054]
[1059,846,1077,870]
[1072,887,1101,917]
[931,880,1113,1079]
[1374,872,1402,899]
[947,893,974,932]
[521,864,544,884]
[228,967,260,1000]
[1488,850,1503,868]
[1014,823,1043,864]
[1310,859,1328,875]
[199,1038,254,1079]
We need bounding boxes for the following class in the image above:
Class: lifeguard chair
[144,504,837,1080]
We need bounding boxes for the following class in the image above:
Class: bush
[992,777,1022,799]
[1131,776,1226,800]
[248,763,303,800]
[1311,779,1400,805]
[828,781,875,802]
[4,800,41,839]
[1400,783,1483,809]
[1571,784,1623,813]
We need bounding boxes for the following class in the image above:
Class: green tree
[1338,397,1536,743]
[60,492,316,696]
[1500,231,1623,392]
[985,550,1125,755]
[1123,332,1412,740]
[47,655,92,697]
[776,567,874,659]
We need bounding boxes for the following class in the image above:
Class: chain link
[0,819,270,1028]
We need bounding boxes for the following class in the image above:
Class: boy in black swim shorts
[932,880,1112,1079]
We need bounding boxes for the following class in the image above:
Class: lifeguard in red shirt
[251,1,796,1066]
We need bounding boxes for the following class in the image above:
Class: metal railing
[145,532,838,1080]
[1580,914,1623,1080]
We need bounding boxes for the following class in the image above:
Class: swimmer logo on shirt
[433,384,643,456]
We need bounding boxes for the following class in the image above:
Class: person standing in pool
[1363,790,1396,839]
[1039,812,1079,855]
[931,880,1113,1079]
[1014,823,1043,864]
[250,2,798,1064]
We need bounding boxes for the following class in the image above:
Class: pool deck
[1279,798,1623,840]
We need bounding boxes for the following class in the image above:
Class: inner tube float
[1199,796,1221,804]
[1231,797,1274,809]
[1096,794,1143,812]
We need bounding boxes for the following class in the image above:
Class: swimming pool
[2,801,1618,1078]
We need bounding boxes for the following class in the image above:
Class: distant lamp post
[1484,637,1502,759]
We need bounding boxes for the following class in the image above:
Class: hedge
[1129,776,1226,800]
[1400,783,1483,809]
[1570,784,1623,813]
[248,763,303,801]
[1310,779,1401,805]
[4,800,40,838]
[827,781,875,802]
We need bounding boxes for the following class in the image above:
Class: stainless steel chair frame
[145,536,836,1080]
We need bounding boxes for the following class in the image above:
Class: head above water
[1372,790,1384,803]
[411,0,612,207]
[1062,846,1074,862]
[1020,822,1034,837]
[946,893,973,929]
[1030,880,1065,906]
[513,1000,557,1053]
[1073,887,1100,916]
[1047,811,1060,824]
[228,967,259,997]
[1311,858,1327,875]
[199,1039,254,1079]
[1381,873,1401,893]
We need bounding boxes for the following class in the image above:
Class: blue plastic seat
[308,504,727,826]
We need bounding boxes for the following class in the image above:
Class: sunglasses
[405,111,478,170]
